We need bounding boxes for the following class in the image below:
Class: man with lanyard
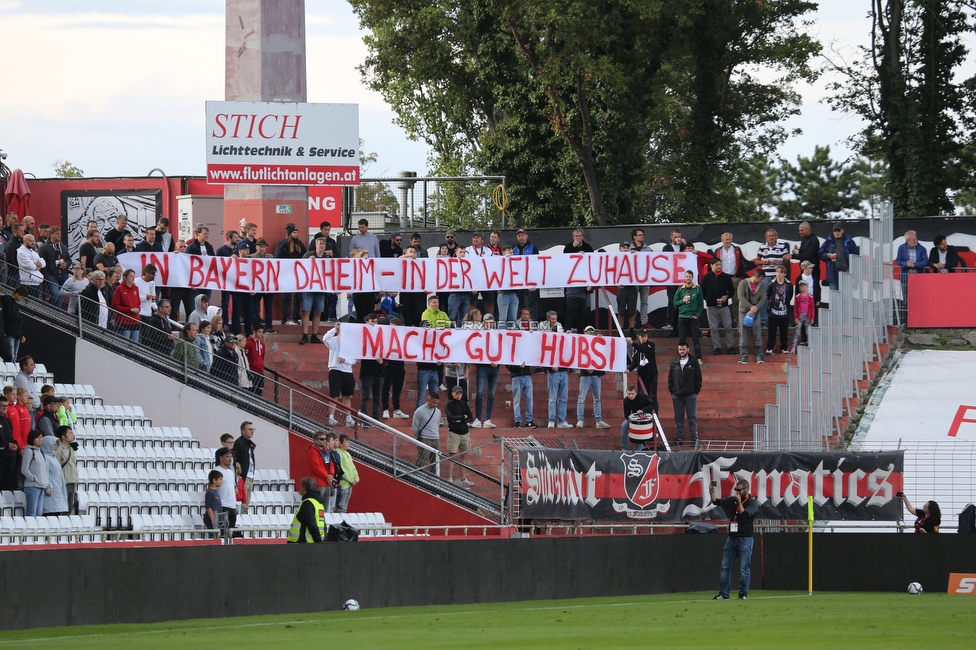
[287,477,325,543]
[466,232,493,317]
[709,478,760,600]
[512,228,539,320]
[753,228,790,326]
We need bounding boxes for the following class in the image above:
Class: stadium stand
[0,373,393,543]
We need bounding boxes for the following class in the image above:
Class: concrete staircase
[264,324,795,474]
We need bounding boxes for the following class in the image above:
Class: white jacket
[322,328,355,373]
[17,245,45,286]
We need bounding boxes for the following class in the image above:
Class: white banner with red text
[118,251,697,293]
[336,324,628,372]
[206,101,360,186]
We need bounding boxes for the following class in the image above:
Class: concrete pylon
[223,0,308,244]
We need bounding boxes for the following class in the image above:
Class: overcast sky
[1,0,880,181]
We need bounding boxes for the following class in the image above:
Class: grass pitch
[0,591,969,648]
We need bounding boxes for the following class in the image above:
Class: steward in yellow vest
[287,477,326,543]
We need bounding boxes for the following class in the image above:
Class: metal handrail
[5,260,505,520]
[0,519,920,546]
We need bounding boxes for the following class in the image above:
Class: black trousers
[767,314,790,351]
[677,317,703,359]
[352,293,377,322]
[564,297,589,333]
[382,363,405,411]
[0,450,18,491]
[360,374,384,418]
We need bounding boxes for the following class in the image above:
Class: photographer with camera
[710,479,759,600]
[900,492,941,533]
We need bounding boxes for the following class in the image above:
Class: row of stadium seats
[74,424,197,449]
[76,447,216,471]
[235,512,391,538]
[80,489,303,529]
[0,510,391,542]
[53,383,102,406]
[1,362,54,386]
[0,515,100,544]
[74,467,295,492]
[72,404,151,427]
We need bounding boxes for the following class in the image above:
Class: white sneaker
[382,410,390,419]
[482,419,496,428]
[393,410,410,419]
[345,416,355,427]
[765,349,774,355]
[595,421,611,429]
[438,384,448,391]
[327,416,338,426]
[576,420,585,428]
[548,421,555,428]
[459,477,475,486]
[556,421,573,429]
[470,419,482,428]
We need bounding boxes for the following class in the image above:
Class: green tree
[53,159,83,178]
[826,0,973,216]
[350,0,821,226]
[774,146,864,219]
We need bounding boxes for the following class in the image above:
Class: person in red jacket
[111,269,142,342]
[306,431,337,504]
[14,388,32,449]
[244,324,266,396]
[3,386,25,451]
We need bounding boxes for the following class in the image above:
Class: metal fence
[849,440,976,532]
[354,175,508,232]
[755,204,898,450]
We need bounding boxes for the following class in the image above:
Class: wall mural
[60,189,162,260]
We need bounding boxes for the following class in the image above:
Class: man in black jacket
[39,226,70,306]
[628,329,658,412]
[211,336,241,385]
[709,478,760,600]
[144,299,178,356]
[103,215,130,250]
[667,340,702,448]
[445,385,474,486]
[700,258,736,355]
[186,226,216,300]
[928,235,962,273]
[3,223,24,284]
[233,421,257,512]
[0,392,17,490]
[796,221,821,284]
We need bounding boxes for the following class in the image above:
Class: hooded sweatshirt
[41,436,69,514]
[187,295,209,328]
[21,441,49,490]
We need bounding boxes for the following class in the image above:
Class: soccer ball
[343,599,360,611]
[907,582,923,595]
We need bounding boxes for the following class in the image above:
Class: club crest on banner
[613,453,670,519]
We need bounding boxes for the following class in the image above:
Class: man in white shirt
[135,263,157,318]
[465,232,493,258]
[17,234,45,298]
[214,448,238,533]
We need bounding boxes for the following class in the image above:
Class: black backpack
[958,504,976,534]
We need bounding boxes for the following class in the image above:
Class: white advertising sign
[205,101,360,186]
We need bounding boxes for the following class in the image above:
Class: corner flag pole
[807,496,814,595]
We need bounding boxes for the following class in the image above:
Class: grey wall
[3,533,975,630]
